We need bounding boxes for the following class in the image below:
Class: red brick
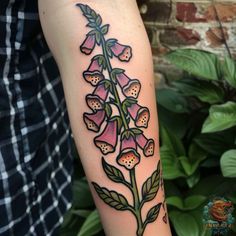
[160,27,200,46]
[205,4,236,22]
[176,3,206,22]
[206,27,229,47]
[140,2,171,22]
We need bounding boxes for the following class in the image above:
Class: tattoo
[77,4,162,236]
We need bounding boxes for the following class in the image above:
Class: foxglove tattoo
[77,4,162,236]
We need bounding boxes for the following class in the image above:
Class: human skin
[38,1,172,235]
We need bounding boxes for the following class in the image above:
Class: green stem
[130,169,144,236]
[100,35,129,130]
[100,32,144,236]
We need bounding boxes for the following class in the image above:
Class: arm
[38,1,172,235]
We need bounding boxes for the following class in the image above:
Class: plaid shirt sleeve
[0,1,74,235]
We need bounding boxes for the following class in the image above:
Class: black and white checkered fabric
[0,1,74,235]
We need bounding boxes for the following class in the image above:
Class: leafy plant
[159,49,236,236]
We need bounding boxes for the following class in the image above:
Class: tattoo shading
[77,4,162,236]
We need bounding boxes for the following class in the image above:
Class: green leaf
[166,49,221,80]
[202,101,236,133]
[173,79,224,104]
[86,22,97,28]
[222,56,236,88]
[102,158,128,184]
[73,178,94,208]
[220,149,236,178]
[87,30,97,36]
[95,31,101,45]
[101,24,109,35]
[144,203,162,225]
[160,147,186,180]
[104,103,112,118]
[157,88,189,113]
[141,161,160,203]
[160,125,186,156]
[184,195,206,209]
[179,156,192,176]
[166,195,206,211]
[130,128,143,135]
[92,182,131,211]
[121,130,135,140]
[169,211,199,236]
[95,15,102,26]
[72,209,92,218]
[194,130,236,156]
[77,210,102,236]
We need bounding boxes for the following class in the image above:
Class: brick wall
[138,0,236,85]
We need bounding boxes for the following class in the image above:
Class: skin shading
[77,4,163,235]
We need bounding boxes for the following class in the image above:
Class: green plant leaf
[202,101,236,133]
[173,78,224,104]
[102,157,128,184]
[95,15,102,26]
[160,147,186,179]
[72,209,92,218]
[92,182,132,211]
[95,31,101,45]
[130,128,143,135]
[157,88,189,113]
[179,156,192,176]
[73,178,94,208]
[169,211,199,236]
[194,130,236,156]
[165,49,220,80]
[77,210,102,236]
[104,103,112,118]
[144,203,162,225]
[160,125,186,156]
[141,161,160,203]
[222,56,236,88]
[101,24,109,35]
[166,195,206,211]
[220,149,236,178]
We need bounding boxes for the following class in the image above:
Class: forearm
[39,1,171,235]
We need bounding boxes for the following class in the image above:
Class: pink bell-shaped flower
[83,110,106,132]
[117,135,140,170]
[86,82,109,111]
[127,103,150,128]
[94,119,118,155]
[136,133,155,157]
[116,72,141,98]
[83,57,105,86]
[110,41,132,62]
[80,34,96,55]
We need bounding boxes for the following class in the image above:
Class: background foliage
[59,49,236,236]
